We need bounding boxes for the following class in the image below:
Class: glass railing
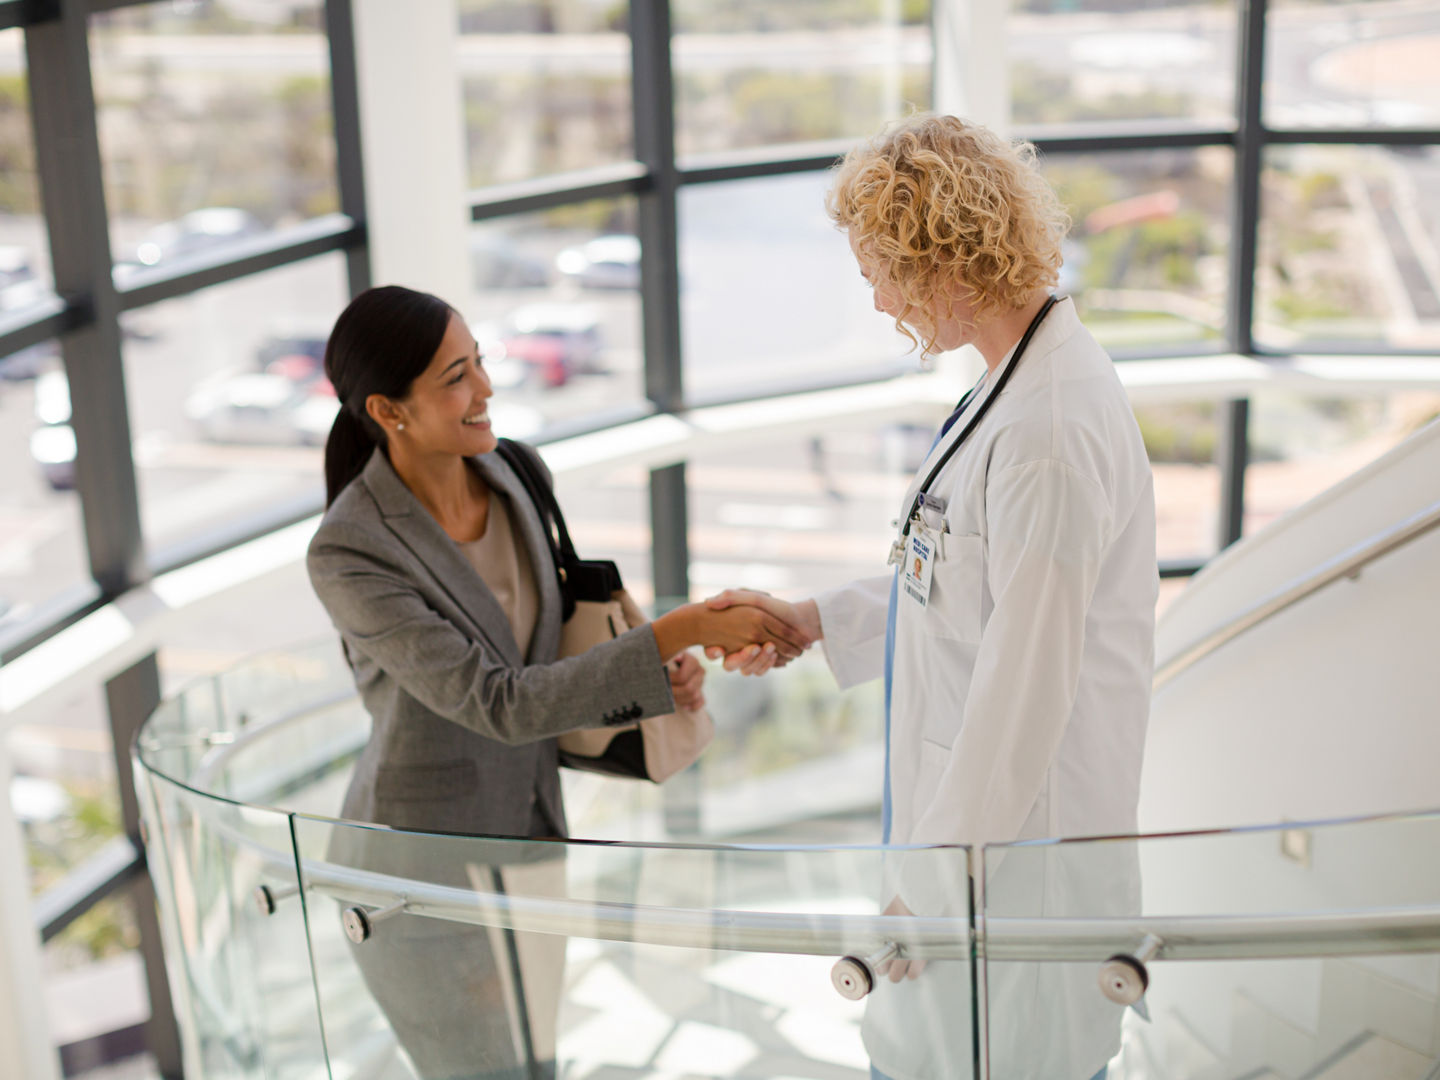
[135,645,1440,1080]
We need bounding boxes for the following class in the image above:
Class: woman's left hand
[668,651,706,711]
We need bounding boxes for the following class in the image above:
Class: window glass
[1265,0,1440,129]
[1010,0,1237,128]
[1135,400,1221,562]
[1042,146,1233,354]
[458,0,632,187]
[679,171,920,403]
[120,254,347,561]
[467,197,643,432]
[1,337,89,629]
[0,28,54,309]
[88,0,338,278]
[672,0,931,159]
[1245,388,1440,535]
[1257,145,1440,351]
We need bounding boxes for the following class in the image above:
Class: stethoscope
[887,294,1061,566]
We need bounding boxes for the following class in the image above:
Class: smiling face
[848,227,980,356]
[368,310,496,457]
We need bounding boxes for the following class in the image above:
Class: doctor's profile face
[379,311,498,459]
[849,227,981,355]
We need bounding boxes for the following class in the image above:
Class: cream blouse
[457,489,539,658]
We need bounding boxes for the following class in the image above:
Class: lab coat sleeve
[899,459,1109,913]
[815,573,893,689]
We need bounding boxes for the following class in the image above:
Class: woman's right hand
[696,603,811,659]
[651,602,813,665]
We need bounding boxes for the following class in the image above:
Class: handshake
[652,589,821,679]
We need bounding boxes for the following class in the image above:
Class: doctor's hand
[881,895,928,982]
[667,651,706,712]
[702,590,821,676]
[652,602,810,667]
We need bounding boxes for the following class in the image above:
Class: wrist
[652,603,701,659]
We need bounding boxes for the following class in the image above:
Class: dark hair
[322,285,456,507]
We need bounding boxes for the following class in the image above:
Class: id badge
[901,529,936,608]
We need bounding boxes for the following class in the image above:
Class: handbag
[494,439,713,783]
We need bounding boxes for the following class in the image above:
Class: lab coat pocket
[926,533,983,643]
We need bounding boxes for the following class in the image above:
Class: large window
[1265,0,1440,130]
[1010,0,1237,129]
[468,197,644,430]
[89,0,338,278]
[1043,147,1233,354]
[679,172,919,401]
[458,0,633,187]
[120,254,347,560]
[1257,145,1440,350]
[672,1,931,158]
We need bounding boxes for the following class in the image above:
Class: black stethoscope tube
[900,293,1060,542]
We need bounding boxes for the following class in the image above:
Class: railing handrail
[247,844,1440,966]
[1154,497,1440,689]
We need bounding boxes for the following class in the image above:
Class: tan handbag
[555,589,714,783]
[494,439,712,783]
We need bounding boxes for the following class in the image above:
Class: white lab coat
[816,298,1157,1079]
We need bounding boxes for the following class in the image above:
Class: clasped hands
[700,589,822,676]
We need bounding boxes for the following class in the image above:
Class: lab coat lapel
[896,298,1077,519]
[360,447,524,667]
[471,449,563,665]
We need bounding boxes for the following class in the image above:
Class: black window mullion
[324,0,371,296]
[26,0,146,596]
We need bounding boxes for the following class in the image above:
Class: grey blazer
[306,444,674,838]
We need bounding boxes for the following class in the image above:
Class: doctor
[710,115,1158,1079]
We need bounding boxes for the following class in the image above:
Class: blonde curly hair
[826,114,1070,356]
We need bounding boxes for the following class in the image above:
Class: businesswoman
[307,285,808,1079]
[710,115,1159,1079]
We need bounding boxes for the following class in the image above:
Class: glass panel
[1257,145,1440,351]
[0,27,53,303]
[1137,401,1221,562]
[467,198,644,432]
[1266,0,1440,129]
[1010,0,1237,128]
[984,816,1440,1079]
[1043,147,1233,354]
[1,338,90,623]
[1246,388,1440,535]
[680,171,921,402]
[673,1,931,158]
[295,816,973,1080]
[458,0,632,187]
[119,253,347,560]
[135,768,327,1079]
[89,0,338,276]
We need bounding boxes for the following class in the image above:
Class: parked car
[554,234,640,290]
[184,372,340,446]
[498,303,603,388]
[255,326,329,382]
[131,207,265,267]
[30,370,76,489]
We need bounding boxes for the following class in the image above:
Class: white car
[554,234,640,290]
[184,373,340,446]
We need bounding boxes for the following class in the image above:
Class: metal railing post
[106,653,183,1080]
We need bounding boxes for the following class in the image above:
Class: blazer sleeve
[307,519,675,746]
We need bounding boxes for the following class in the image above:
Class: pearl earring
[396,423,405,432]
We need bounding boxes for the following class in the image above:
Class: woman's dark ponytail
[322,285,456,507]
[323,406,379,509]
